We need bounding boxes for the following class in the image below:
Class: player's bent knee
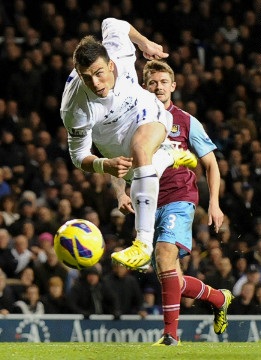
[155,242,179,272]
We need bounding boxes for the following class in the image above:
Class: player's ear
[108,60,114,71]
[171,81,176,93]
[142,82,146,89]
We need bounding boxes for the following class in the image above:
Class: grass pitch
[0,342,260,360]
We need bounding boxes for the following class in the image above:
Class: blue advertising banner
[0,315,261,343]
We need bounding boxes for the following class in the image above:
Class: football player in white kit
[60,18,197,269]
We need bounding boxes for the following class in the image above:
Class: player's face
[77,57,115,97]
[145,71,176,108]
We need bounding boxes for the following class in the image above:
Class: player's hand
[208,204,224,233]
[139,40,169,60]
[118,193,135,215]
[103,156,133,178]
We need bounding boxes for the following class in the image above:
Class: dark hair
[73,35,110,69]
[0,194,17,211]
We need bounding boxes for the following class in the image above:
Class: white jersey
[60,18,171,169]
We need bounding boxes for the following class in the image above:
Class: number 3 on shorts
[167,214,176,229]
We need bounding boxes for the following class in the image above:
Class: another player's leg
[152,242,182,346]
[151,203,185,346]
[181,276,234,334]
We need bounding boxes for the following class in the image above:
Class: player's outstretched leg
[181,277,234,335]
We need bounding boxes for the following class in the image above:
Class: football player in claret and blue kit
[112,60,233,346]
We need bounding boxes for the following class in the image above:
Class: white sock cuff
[133,165,156,178]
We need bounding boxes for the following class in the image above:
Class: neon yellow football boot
[152,333,181,346]
[172,149,197,169]
[213,289,234,334]
[160,142,197,169]
[111,239,151,270]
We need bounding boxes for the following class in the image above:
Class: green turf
[0,342,260,360]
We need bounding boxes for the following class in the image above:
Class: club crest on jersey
[169,124,180,138]
[68,127,87,138]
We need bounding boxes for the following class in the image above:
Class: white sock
[152,147,174,178]
[130,165,158,255]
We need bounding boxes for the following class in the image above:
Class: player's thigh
[130,122,166,166]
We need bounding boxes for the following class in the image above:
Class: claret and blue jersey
[158,102,217,208]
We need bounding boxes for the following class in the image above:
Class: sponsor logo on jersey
[68,127,87,138]
[169,124,181,138]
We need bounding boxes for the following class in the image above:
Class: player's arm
[189,116,224,233]
[111,176,134,215]
[200,152,224,233]
[64,120,133,177]
[82,156,133,178]
[102,17,169,61]
[128,25,169,60]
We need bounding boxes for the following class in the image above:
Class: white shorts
[94,105,172,159]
